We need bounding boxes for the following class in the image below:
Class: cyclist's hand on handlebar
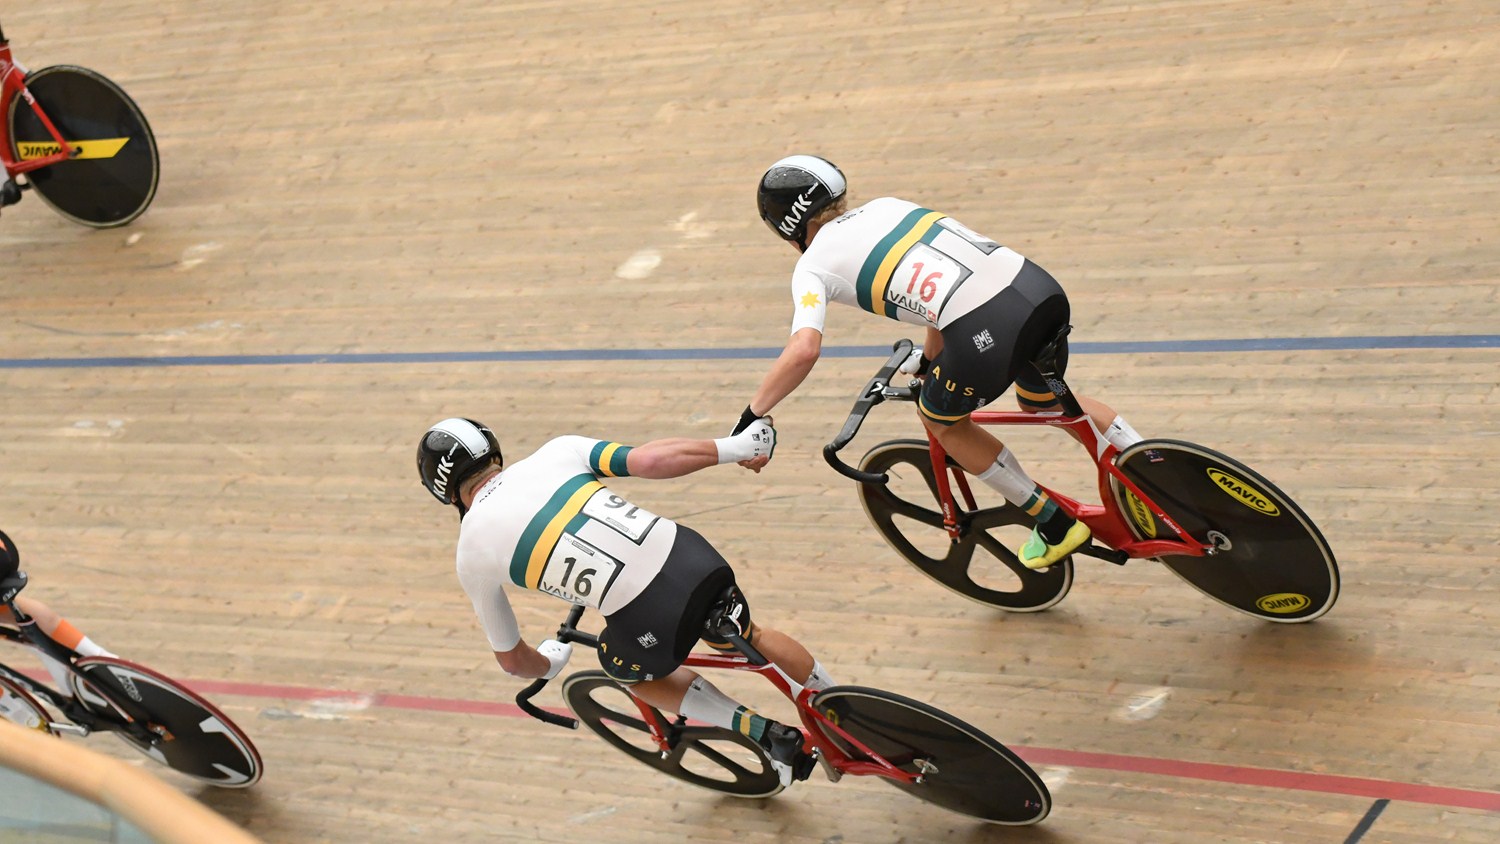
[537,639,573,680]
[897,345,929,377]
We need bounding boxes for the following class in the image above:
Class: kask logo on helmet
[432,449,457,497]
[777,186,821,236]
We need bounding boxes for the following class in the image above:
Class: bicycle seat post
[1031,325,1085,419]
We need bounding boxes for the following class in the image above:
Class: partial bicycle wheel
[7,65,159,227]
[857,439,1072,611]
[810,685,1049,824]
[0,675,56,734]
[1108,439,1339,622]
[67,657,262,787]
[561,670,784,798]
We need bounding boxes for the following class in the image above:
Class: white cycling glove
[714,418,777,463]
[897,345,928,376]
[537,639,573,680]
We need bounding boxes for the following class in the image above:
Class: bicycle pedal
[814,748,843,783]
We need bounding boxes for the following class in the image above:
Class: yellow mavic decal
[17,137,130,161]
[1256,593,1310,614]
[1125,490,1156,539]
[1207,469,1281,516]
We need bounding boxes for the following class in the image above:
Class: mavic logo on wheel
[1255,593,1310,614]
[17,138,131,160]
[1207,469,1280,516]
[1124,491,1156,538]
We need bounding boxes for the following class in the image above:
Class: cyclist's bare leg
[921,414,1004,476]
[0,596,114,694]
[920,409,1090,566]
[1018,392,1141,451]
[2,597,70,640]
[628,622,817,714]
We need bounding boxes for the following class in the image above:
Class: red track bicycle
[823,336,1339,622]
[0,17,158,226]
[516,603,1050,825]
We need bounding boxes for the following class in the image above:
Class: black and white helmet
[757,155,847,250]
[417,418,502,509]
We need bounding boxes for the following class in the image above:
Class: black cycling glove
[731,404,760,436]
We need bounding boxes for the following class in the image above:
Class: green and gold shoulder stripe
[855,207,947,318]
[588,441,633,478]
[508,473,604,589]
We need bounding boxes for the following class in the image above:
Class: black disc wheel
[857,439,1072,611]
[810,686,1049,824]
[68,658,262,787]
[561,671,784,798]
[1109,439,1339,622]
[8,65,159,226]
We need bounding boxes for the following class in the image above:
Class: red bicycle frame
[925,408,1212,561]
[625,649,923,784]
[0,27,78,180]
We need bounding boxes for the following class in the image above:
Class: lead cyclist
[734,155,1149,570]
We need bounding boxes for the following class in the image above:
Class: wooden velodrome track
[1,1,1496,842]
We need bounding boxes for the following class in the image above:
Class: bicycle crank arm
[1074,542,1130,566]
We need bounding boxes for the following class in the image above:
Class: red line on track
[175,675,1500,813]
[1012,746,1500,812]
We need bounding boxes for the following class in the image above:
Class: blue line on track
[0,335,1494,370]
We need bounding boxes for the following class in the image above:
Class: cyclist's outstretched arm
[625,426,776,480]
[745,327,822,419]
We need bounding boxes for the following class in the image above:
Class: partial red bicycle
[517,604,1050,825]
[0,17,158,226]
[824,336,1339,622]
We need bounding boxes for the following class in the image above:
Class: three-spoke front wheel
[561,671,784,798]
[857,440,1072,611]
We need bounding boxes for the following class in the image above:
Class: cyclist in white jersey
[735,155,1146,570]
[417,417,834,786]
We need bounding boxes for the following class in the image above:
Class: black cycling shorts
[918,259,1071,425]
[596,526,749,683]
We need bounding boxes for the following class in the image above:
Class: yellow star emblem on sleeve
[799,292,822,308]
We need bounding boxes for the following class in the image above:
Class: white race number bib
[884,242,971,323]
[538,533,623,609]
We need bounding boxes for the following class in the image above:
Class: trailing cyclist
[0,530,118,706]
[736,155,1146,570]
[416,417,836,787]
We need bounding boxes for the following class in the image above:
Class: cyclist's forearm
[748,328,822,415]
[494,641,551,679]
[923,327,943,361]
[626,438,720,479]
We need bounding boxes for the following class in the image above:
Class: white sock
[74,636,113,659]
[804,660,837,692]
[976,447,1040,507]
[1104,416,1144,451]
[678,675,763,737]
